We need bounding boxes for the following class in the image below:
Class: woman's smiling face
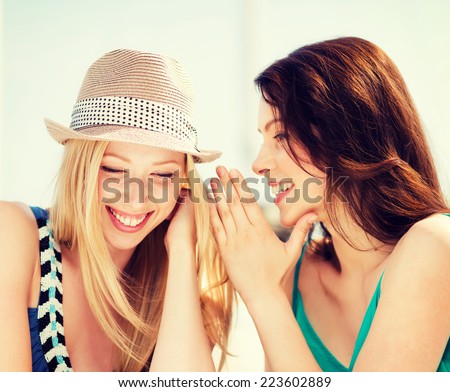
[252,98,326,227]
[97,141,186,252]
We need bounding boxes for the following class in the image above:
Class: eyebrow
[257,119,279,133]
[102,153,182,166]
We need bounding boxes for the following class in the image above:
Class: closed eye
[100,165,125,173]
[151,173,175,179]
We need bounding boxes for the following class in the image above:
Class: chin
[279,212,301,228]
[104,233,143,252]
[278,207,316,228]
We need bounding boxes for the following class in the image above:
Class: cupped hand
[209,167,317,305]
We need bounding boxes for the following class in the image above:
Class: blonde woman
[0,49,233,371]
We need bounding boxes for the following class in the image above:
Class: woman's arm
[150,195,215,371]
[0,202,39,371]
[247,287,322,371]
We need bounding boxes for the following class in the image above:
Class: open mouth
[106,206,153,232]
[269,182,295,204]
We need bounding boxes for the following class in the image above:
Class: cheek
[148,180,180,204]
[301,178,326,204]
[97,174,109,201]
[153,189,178,223]
[97,175,125,204]
[288,161,326,204]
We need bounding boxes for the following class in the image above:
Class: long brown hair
[255,37,449,255]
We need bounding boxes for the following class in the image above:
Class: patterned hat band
[45,49,221,163]
[70,96,198,147]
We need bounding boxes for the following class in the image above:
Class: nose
[252,144,274,176]
[123,175,146,205]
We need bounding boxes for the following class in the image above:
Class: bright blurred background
[1,0,449,371]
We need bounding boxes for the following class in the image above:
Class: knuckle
[240,226,258,242]
[221,208,232,218]
[229,202,240,213]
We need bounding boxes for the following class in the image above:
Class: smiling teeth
[109,207,147,227]
[270,182,293,197]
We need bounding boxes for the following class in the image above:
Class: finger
[210,178,237,235]
[228,168,267,226]
[285,213,318,262]
[208,196,227,247]
[216,166,252,228]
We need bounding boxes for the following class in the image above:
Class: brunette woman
[210,37,450,371]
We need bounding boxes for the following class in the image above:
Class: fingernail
[229,168,239,178]
[307,215,318,224]
[216,166,226,176]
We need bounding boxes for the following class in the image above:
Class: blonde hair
[51,139,233,371]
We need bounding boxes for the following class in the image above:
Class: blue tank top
[292,214,450,371]
[28,206,72,372]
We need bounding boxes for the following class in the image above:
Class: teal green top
[292,214,450,372]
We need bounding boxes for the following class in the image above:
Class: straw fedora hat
[45,49,221,163]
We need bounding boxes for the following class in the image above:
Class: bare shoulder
[0,200,38,235]
[407,213,450,241]
[354,214,450,370]
[389,213,450,277]
[382,213,450,308]
[0,201,39,275]
[0,200,36,216]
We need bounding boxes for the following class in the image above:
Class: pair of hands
[208,166,318,304]
[165,166,318,305]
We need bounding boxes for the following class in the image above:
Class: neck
[65,242,135,273]
[320,211,395,277]
[106,245,136,272]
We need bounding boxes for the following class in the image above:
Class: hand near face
[209,167,317,305]
[165,189,196,253]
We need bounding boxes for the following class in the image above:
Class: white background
[1,0,449,371]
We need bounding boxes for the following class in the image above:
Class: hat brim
[45,118,222,163]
